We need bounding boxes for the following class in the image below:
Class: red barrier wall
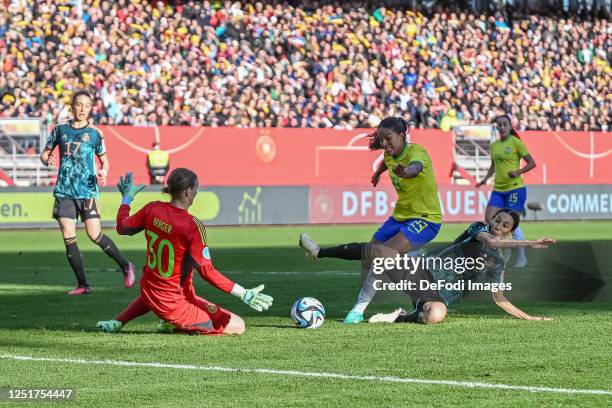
[99,127,611,186]
[520,131,612,185]
[100,126,454,186]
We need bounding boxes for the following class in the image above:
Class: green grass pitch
[0,221,611,407]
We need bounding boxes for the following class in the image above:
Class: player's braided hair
[493,209,521,232]
[162,168,198,198]
[368,117,409,150]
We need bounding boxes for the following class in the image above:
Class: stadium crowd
[0,0,610,131]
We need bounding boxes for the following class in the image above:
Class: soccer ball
[290,297,325,329]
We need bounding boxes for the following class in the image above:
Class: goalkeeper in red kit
[96,168,273,335]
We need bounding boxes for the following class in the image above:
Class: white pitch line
[6,267,359,275]
[1,355,611,396]
[231,270,359,275]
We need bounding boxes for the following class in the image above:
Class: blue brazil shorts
[488,187,527,213]
[373,217,441,249]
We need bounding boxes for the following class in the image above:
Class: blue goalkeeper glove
[117,172,145,205]
[240,284,273,312]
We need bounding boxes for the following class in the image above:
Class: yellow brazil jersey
[385,143,442,223]
[490,136,530,192]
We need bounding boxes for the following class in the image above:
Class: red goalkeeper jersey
[116,201,236,318]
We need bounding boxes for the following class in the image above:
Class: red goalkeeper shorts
[173,296,232,335]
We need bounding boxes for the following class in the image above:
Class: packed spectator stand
[0,0,610,131]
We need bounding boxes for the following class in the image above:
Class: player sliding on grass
[40,90,135,295]
[96,168,273,335]
[300,117,442,324]
[476,115,536,268]
[367,209,555,324]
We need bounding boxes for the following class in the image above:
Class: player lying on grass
[364,209,555,324]
[96,168,273,335]
[301,117,442,324]
[40,90,135,295]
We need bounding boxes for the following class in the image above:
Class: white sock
[352,264,378,314]
[512,226,526,260]
[352,248,423,314]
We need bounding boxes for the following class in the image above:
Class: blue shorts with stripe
[373,217,441,249]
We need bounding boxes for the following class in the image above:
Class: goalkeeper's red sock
[116,296,150,324]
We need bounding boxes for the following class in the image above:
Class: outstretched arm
[392,161,423,179]
[190,250,237,294]
[195,261,272,312]
[189,221,273,312]
[476,232,555,249]
[492,291,552,321]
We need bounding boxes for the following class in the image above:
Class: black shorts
[53,197,101,222]
[410,267,445,306]
[385,265,444,306]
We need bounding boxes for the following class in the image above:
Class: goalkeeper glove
[117,172,145,205]
[232,284,273,312]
